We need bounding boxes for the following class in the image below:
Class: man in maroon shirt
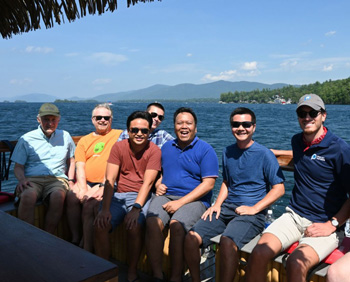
[94,111,161,282]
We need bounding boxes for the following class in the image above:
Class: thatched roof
[0,0,159,39]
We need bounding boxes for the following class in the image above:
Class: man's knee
[250,242,276,262]
[220,236,239,256]
[82,199,99,217]
[146,216,164,231]
[49,189,66,203]
[170,220,185,237]
[286,247,317,274]
[185,231,202,248]
[19,190,37,207]
[66,191,80,205]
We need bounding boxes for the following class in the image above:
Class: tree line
[220,77,350,104]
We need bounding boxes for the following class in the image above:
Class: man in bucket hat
[11,103,75,234]
[246,94,350,282]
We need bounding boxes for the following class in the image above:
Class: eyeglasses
[231,121,254,128]
[94,116,111,121]
[130,127,150,134]
[150,112,164,121]
[297,109,320,119]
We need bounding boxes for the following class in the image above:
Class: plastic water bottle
[345,219,350,237]
[265,209,275,229]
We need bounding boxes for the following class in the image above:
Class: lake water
[1,102,350,217]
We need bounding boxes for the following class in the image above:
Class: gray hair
[92,103,113,118]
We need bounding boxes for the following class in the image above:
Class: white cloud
[202,67,261,82]
[325,31,336,36]
[90,52,128,65]
[203,70,238,81]
[322,64,333,71]
[242,61,257,70]
[10,78,32,85]
[187,53,193,57]
[280,59,298,68]
[92,78,112,85]
[25,46,53,54]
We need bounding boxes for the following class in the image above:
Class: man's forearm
[177,177,216,206]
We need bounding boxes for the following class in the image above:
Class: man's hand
[156,183,167,196]
[201,206,221,221]
[124,208,141,230]
[162,200,183,214]
[304,221,337,237]
[94,210,112,229]
[235,205,258,215]
[16,179,33,193]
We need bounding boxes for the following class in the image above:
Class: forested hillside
[220,77,350,104]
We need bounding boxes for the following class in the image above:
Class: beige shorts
[263,207,340,261]
[18,176,69,203]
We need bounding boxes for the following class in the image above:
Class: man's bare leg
[245,233,282,282]
[169,220,185,282]
[146,217,165,280]
[66,190,82,244]
[184,231,203,282]
[82,199,99,252]
[327,252,350,282]
[18,189,37,225]
[127,224,143,281]
[94,223,111,260]
[219,236,240,282]
[286,244,319,282]
[44,189,66,234]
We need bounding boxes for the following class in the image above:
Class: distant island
[54,99,78,103]
[220,77,350,104]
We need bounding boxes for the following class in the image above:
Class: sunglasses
[297,109,320,119]
[94,116,111,121]
[150,112,164,121]
[231,121,254,128]
[130,127,150,134]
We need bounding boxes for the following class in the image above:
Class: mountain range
[2,80,291,102]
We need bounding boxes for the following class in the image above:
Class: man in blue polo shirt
[11,103,75,234]
[145,107,219,282]
[246,94,350,282]
[184,107,285,282]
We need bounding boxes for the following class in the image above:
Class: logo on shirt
[311,154,325,161]
[94,142,105,153]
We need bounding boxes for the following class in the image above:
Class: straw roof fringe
[0,0,159,39]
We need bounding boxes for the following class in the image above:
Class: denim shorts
[191,202,265,249]
[108,192,151,231]
[147,194,207,232]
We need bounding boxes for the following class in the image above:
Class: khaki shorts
[17,176,69,203]
[263,207,341,261]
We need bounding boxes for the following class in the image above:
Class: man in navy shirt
[246,94,350,282]
[184,107,285,282]
[145,107,219,282]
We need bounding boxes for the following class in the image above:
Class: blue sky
[1,0,350,99]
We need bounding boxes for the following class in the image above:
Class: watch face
[332,219,339,227]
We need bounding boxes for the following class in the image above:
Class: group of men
[11,93,350,282]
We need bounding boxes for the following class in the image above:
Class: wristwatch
[133,203,142,210]
[331,217,339,228]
